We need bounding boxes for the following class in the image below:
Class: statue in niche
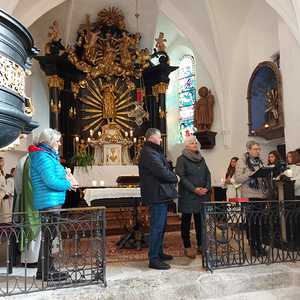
[102,84,116,122]
[265,89,279,123]
[194,86,215,131]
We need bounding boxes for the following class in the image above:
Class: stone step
[6,261,300,300]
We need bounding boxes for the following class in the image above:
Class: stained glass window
[178,55,196,142]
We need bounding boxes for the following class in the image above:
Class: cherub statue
[155,32,167,52]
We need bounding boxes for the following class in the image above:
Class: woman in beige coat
[235,141,267,257]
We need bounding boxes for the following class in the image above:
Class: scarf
[182,149,203,162]
[245,152,264,190]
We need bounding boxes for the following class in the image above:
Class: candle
[133,137,137,143]
[75,136,79,142]
[125,131,128,137]
[87,137,91,143]
[100,180,104,187]
[130,130,133,137]
[98,131,101,137]
[90,129,93,137]
[92,180,97,187]
[143,137,146,142]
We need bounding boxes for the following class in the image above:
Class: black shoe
[36,270,70,281]
[149,260,171,270]
[160,253,173,261]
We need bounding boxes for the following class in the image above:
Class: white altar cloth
[73,165,139,187]
[84,187,141,206]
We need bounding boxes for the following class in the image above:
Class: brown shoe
[184,248,196,259]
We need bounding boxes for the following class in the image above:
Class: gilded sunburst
[80,77,135,133]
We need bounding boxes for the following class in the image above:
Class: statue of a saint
[102,84,116,122]
[194,86,215,131]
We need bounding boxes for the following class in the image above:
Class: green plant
[70,152,95,171]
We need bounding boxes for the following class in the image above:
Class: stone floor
[2,258,300,300]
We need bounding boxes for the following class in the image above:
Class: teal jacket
[29,143,71,210]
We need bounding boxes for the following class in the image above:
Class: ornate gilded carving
[97,7,126,29]
[101,84,116,122]
[152,82,169,98]
[47,75,64,89]
[45,21,64,55]
[0,54,25,97]
[66,7,150,81]
[80,77,137,133]
[71,82,80,98]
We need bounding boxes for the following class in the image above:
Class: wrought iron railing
[0,207,106,297]
[201,200,300,271]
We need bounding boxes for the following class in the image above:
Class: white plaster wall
[165,0,284,183]
[279,20,300,151]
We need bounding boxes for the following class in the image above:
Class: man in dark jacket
[139,128,178,270]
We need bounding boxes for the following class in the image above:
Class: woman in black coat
[175,136,211,258]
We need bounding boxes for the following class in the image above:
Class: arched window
[178,55,196,142]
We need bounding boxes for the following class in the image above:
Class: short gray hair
[246,140,260,151]
[145,128,161,140]
[38,128,61,147]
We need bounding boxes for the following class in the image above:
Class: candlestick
[90,129,93,137]
[133,137,137,143]
[125,131,128,137]
[98,131,101,137]
[130,129,133,137]
[87,137,91,143]
[75,136,79,142]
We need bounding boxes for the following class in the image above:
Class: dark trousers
[149,202,168,262]
[37,213,59,276]
[246,198,266,251]
[181,213,202,248]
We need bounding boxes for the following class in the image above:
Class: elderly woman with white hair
[29,128,78,281]
[175,136,211,259]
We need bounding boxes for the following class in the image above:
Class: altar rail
[201,200,300,271]
[0,207,106,297]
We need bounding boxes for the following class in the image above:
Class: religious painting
[103,144,122,165]
[247,61,284,140]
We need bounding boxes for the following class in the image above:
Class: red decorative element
[136,88,143,103]
[228,197,249,203]
[28,145,44,153]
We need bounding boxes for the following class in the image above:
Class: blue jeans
[149,202,168,262]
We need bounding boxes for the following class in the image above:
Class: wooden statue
[194,86,215,131]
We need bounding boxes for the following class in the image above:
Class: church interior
[0,0,300,299]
